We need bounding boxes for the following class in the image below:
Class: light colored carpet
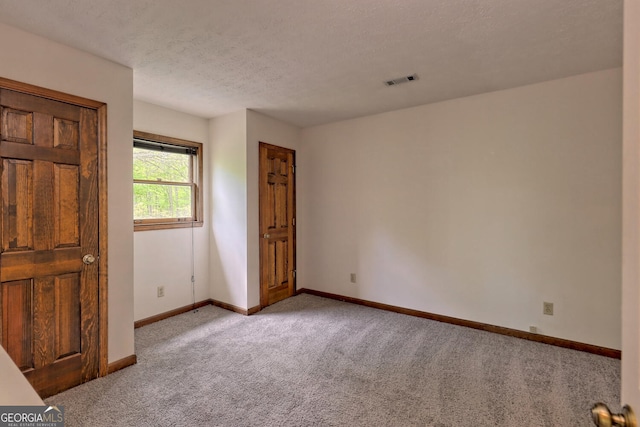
[47,294,620,426]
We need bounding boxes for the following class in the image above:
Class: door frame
[258,142,296,308]
[0,77,109,377]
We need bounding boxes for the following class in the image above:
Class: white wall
[0,23,135,362]
[133,101,210,321]
[209,111,249,308]
[246,110,300,308]
[299,68,622,349]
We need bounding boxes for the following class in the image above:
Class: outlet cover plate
[543,302,553,316]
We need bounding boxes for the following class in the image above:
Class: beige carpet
[47,294,620,426]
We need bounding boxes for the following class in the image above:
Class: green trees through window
[133,148,192,219]
[133,131,203,231]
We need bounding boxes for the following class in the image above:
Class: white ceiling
[0,0,622,128]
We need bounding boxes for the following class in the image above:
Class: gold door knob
[263,234,271,239]
[82,254,96,265]
[592,403,637,427]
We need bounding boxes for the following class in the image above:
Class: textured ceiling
[0,0,623,128]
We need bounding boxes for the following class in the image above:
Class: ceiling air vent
[385,74,418,86]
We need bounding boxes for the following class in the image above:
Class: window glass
[133,183,193,219]
[133,131,203,231]
[133,148,190,182]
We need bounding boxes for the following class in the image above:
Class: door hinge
[292,218,296,226]
[292,270,296,278]
[291,164,296,174]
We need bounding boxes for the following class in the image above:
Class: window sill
[134,220,203,232]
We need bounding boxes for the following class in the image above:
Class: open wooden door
[259,142,296,308]
[620,0,640,419]
[0,81,106,398]
[592,2,640,426]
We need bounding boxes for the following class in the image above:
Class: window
[133,130,203,231]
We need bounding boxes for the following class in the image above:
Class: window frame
[133,130,203,232]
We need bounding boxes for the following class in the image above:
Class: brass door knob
[82,254,96,265]
[263,233,271,239]
[592,403,637,427]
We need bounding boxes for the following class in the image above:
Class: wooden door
[259,142,295,307]
[591,3,639,425]
[0,87,101,398]
[620,0,640,417]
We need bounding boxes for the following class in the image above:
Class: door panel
[53,274,81,358]
[0,88,100,397]
[2,159,33,251]
[53,118,79,150]
[2,108,33,143]
[54,164,80,247]
[259,143,295,307]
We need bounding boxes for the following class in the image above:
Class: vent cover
[385,74,418,86]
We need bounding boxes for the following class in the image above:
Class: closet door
[259,142,296,307]
[0,88,100,397]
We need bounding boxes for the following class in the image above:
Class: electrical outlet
[543,302,553,316]
[350,273,356,284]
[529,326,538,333]
[157,286,165,298]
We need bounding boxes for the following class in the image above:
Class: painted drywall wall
[0,23,135,362]
[0,346,43,405]
[246,110,300,308]
[133,101,210,321]
[209,110,249,309]
[299,68,622,349]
